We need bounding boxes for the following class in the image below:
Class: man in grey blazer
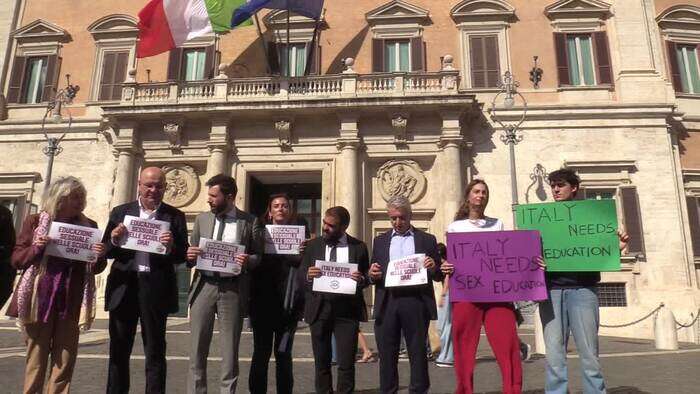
[185,174,261,394]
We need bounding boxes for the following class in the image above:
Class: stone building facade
[0,0,699,342]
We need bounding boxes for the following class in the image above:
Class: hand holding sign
[312,260,358,294]
[120,216,171,255]
[45,222,104,263]
[264,225,305,255]
[385,254,428,287]
[515,199,620,272]
[447,230,546,302]
[196,238,246,275]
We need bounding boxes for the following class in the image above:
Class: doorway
[249,173,323,237]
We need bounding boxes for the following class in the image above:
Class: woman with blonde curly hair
[7,176,107,394]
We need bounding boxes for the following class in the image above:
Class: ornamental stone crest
[163,121,183,151]
[391,114,408,145]
[275,119,293,149]
[162,165,200,207]
[377,160,427,203]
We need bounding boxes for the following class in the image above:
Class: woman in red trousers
[440,179,522,394]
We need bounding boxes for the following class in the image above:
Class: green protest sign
[515,199,620,272]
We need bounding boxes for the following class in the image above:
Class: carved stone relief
[391,113,408,145]
[163,121,183,151]
[162,165,200,207]
[275,119,293,149]
[377,160,427,203]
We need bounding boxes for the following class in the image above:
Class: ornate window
[545,0,613,88]
[264,10,323,76]
[87,14,138,101]
[684,170,700,261]
[657,5,700,95]
[6,19,69,104]
[366,0,429,73]
[450,0,515,89]
[167,36,217,81]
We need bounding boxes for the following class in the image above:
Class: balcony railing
[119,69,460,106]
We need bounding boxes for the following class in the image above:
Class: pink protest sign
[447,230,547,302]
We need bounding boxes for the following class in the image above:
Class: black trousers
[375,294,430,394]
[249,309,297,394]
[107,274,168,394]
[309,300,360,394]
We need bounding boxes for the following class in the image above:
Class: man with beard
[103,167,189,394]
[185,174,260,393]
[301,206,369,394]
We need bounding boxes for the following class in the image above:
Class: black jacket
[102,201,188,314]
[299,234,369,324]
[371,228,442,321]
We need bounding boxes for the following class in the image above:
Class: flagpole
[253,12,272,75]
[286,0,291,78]
[304,8,323,76]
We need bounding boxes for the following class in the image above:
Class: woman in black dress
[248,193,309,394]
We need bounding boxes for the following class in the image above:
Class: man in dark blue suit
[369,196,442,394]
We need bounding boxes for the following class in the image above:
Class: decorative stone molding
[162,165,200,208]
[544,0,611,32]
[450,0,516,24]
[683,169,700,196]
[656,5,700,42]
[163,120,183,151]
[274,118,293,149]
[564,159,637,186]
[437,135,470,149]
[377,159,427,203]
[390,113,409,145]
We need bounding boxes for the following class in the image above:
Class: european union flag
[232,0,324,27]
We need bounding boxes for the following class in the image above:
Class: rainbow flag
[137,0,252,58]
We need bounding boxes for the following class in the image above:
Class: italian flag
[137,0,251,58]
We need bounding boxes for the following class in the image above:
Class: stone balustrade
[120,69,460,106]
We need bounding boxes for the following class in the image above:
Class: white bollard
[654,303,679,350]
[534,304,547,355]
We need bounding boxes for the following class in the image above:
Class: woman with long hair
[7,176,107,393]
[248,193,309,394]
[440,179,523,394]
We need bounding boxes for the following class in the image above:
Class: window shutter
[267,42,279,74]
[307,43,321,75]
[554,33,570,86]
[372,39,384,73]
[620,186,645,256]
[98,52,117,101]
[7,56,26,103]
[484,35,500,88]
[167,48,183,81]
[204,45,216,79]
[666,41,683,92]
[410,37,424,72]
[593,31,612,85]
[41,55,61,102]
[470,36,485,88]
[686,196,700,258]
[113,51,129,100]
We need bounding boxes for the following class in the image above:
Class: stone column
[111,121,139,207]
[207,117,230,177]
[336,112,362,238]
[439,110,466,230]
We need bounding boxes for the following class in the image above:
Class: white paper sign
[385,253,428,287]
[120,215,170,255]
[312,260,358,295]
[264,225,305,255]
[45,222,103,263]
[196,238,246,275]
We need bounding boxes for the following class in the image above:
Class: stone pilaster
[439,110,467,228]
[111,121,139,207]
[336,112,362,238]
[206,117,230,177]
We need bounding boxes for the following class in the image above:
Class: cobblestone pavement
[1,318,699,393]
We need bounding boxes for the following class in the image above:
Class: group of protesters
[0,166,628,394]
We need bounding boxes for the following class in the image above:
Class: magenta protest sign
[447,230,547,302]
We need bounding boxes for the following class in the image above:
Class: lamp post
[489,71,527,211]
[41,75,79,196]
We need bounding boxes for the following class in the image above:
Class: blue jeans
[539,287,605,394]
[435,294,453,364]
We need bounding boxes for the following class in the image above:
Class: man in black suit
[102,166,189,394]
[369,196,442,394]
[301,206,369,394]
